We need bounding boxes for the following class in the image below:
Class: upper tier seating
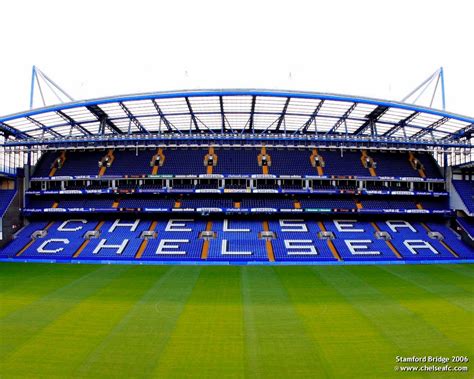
[452,180,474,213]
[57,151,106,176]
[158,149,208,175]
[367,152,417,177]
[267,149,316,176]
[106,150,154,176]
[33,152,59,177]
[31,149,445,178]
[415,152,442,178]
[318,151,369,177]
[213,149,260,174]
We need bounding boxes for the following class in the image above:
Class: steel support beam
[151,99,181,134]
[248,96,257,133]
[56,110,92,136]
[275,97,291,132]
[352,105,389,136]
[326,103,358,134]
[0,122,29,139]
[382,111,418,138]
[294,100,325,135]
[411,116,449,139]
[185,97,200,132]
[86,105,123,134]
[26,116,63,139]
[219,96,226,132]
[119,102,148,134]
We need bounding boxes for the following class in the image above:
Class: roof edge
[1,88,473,125]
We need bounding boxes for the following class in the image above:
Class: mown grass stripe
[242,267,328,378]
[74,266,201,378]
[152,267,245,378]
[314,266,461,359]
[0,265,130,361]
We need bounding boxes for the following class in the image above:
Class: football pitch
[0,263,472,378]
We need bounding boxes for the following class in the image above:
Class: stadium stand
[452,180,474,212]
[29,148,448,180]
[415,152,442,178]
[457,217,474,239]
[105,150,154,176]
[52,151,106,177]
[2,218,471,262]
[2,90,473,265]
[0,189,16,215]
[213,149,260,175]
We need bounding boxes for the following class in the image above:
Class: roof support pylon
[401,67,446,111]
[29,65,75,110]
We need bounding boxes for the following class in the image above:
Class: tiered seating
[385,199,418,209]
[368,152,416,177]
[267,149,315,176]
[324,220,396,261]
[360,199,391,209]
[27,198,55,208]
[425,222,473,258]
[179,198,234,208]
[300,198,356,209]
[54,151,105,176]
[32,152,59,177]
[318,151,369,176]
[106,150,153,176]
[119,198,174,209]
[415,152,442,178]
[269,219,335,261]
[419,198,449,210]
[375,221,456,260]
[453,180,474,212]
[31,148,445,179]
[140,219,205,261]
[207,220,267,261]
[0,189,16,215]
[213,149,260,174]
[19,220,98,260]
[0,221,49,258]
[79,219,150,260]
[240,198,295,209]
[158,149,208,175]
[1,218,472,262]
[457,217,474,238]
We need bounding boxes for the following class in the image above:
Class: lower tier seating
[457,217,474,239]
[1,218,472,262]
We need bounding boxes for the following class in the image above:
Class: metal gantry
[0,89,471,151]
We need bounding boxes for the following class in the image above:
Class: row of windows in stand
[30,180,446,192]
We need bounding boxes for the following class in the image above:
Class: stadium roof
[0,89,472,148]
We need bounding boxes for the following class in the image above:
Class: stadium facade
[0,89,472,264]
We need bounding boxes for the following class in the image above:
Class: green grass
[0,263,473,378]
